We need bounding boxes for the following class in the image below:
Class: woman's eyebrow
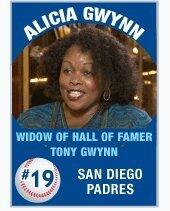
[62,60,72,64]
[83,62,93,65]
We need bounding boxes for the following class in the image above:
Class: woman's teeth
[68,91,84,98]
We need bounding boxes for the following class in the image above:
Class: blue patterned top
[17,102,151,129]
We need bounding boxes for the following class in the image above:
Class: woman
[18,27,151,128]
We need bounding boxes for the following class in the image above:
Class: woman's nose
[69,72,82,85]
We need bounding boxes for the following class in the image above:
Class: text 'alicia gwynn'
[24,7,145,41]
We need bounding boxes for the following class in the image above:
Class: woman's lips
[67,90,85,100]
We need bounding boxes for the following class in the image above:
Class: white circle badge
[15,157,60,203]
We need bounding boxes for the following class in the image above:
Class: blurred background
[12,24,157,118]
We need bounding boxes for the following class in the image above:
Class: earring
[103,87,111,101]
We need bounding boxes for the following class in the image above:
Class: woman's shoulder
[107,104,152,128]
[17,102,59,128]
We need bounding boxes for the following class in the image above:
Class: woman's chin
[63,101,85,112]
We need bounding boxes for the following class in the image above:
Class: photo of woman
[17,26,151,128]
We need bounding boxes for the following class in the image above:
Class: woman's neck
[62,103,100,128]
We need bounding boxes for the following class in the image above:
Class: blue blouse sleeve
[107,105,152,128]
[17,103,53,128]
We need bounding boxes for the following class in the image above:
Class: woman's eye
[83,71,93,76]
[63,68,72,74]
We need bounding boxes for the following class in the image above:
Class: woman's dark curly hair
[42,27,138,106]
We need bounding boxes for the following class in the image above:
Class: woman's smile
[67,89,85,100]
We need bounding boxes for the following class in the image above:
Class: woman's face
[59,45,104,113]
